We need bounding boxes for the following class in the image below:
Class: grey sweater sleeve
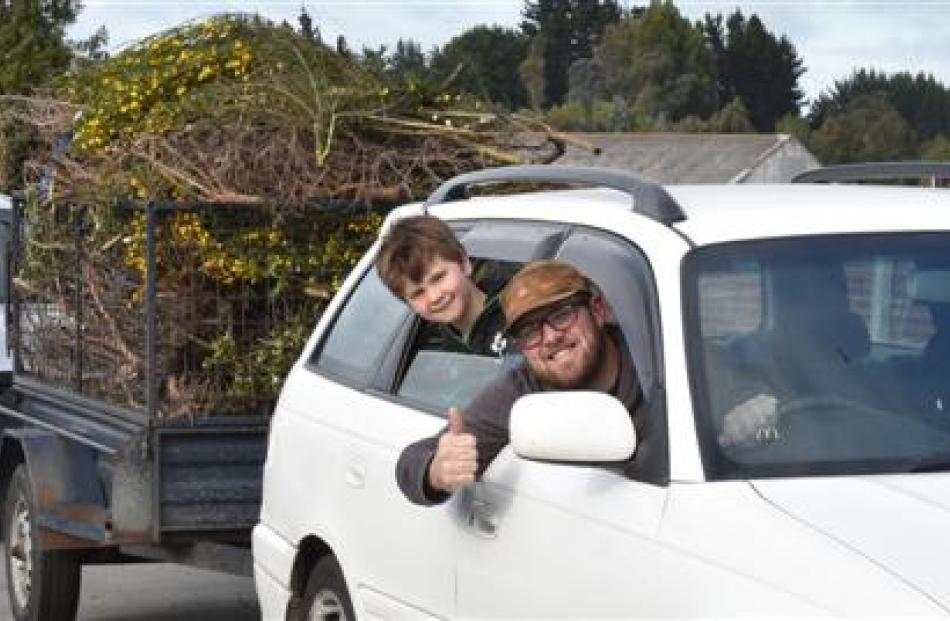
[395,432,450,506]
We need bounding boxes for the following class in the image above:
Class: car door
[284,219,568,618]
[452,229,675,616]
[275,263,456,619]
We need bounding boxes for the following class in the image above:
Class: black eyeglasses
[508,294,590,350]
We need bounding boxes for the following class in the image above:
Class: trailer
[0,196,278,621]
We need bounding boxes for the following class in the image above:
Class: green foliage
[809,93,917,164]
[0,1,109,190]
[360,38,429,90]
[595,2,717,121]
[920,134,950,161]
[0,117,36,191]
[704,10,804,131]
[297,7,320,43]
[808,69,950,163]
[0,1,78,95]
[431,25,529,110]
[668,97,753,133]
[566,57,604,112]
[545,99,620,131]
[203,321,312,403]
[521,0,623,107]
[707,96,753,132]
[776,112,811,143]
[65,16,260,152]
[810,69,950,142]
[520,32,547,111]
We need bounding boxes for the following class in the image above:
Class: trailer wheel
[3,464,81,621]
[297,556,354,621]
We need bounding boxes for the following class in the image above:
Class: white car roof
[387,183,950,248]
[668,184,950,245]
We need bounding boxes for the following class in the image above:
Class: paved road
[0,548,261,620]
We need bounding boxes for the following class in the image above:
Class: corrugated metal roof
[554,132,798,183]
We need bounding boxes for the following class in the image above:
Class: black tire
[296,556,355,621]
[3,464,81,621]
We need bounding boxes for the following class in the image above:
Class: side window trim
[554,226,668,485]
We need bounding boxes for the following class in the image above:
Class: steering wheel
[776,393,906,419]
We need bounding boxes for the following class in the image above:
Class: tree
[519,32,547,110]
[431,26,528,109]
[920,134,950,161]
[0,1,107,190]
[72,25,109,62]
[521,0,623,107]
[709,96,753,133]
[566,57,604,114]
[594,2,717,121]
[776,112,811,144]
[298,6,320,43]
[809,93,916,164]
[810,69,950,142]
[0,0,81,94]
[389,39,426,80]
[704,10,805,131]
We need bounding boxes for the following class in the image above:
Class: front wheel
[3,464,81,621]
[296,556,355,621]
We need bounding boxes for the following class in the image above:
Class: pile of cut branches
[3,14,563,418]
[15,14,562,208]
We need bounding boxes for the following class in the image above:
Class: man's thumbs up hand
[447,407,465,434]
[429,407,477,493]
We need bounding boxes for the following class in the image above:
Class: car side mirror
[510,391,636,463]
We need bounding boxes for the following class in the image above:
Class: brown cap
[501,260,591,330]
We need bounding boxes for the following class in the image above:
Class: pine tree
[0,0,81,94]
[520,0,622,107]
[704,10,805,131]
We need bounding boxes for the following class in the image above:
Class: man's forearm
[395,434,450,506]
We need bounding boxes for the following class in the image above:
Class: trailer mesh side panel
[11,200,377,420]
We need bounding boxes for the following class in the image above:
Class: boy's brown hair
[375,215,466,298]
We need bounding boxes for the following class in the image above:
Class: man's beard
[532,331,606,390]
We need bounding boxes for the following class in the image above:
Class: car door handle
[469,500,498,538]
[345,464,366,488]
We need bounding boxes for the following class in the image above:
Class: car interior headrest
[832,311,871,361]
[909,270,950,304]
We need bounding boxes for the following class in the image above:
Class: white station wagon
[253,164,950,619]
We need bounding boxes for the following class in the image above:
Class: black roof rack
[792,161,950,187]
[423,164,686,225]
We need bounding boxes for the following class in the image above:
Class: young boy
[375,215,506,356]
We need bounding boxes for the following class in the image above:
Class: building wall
[736,137,821,184]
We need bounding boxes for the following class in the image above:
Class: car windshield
[685,233,950,479]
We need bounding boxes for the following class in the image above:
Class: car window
[398,350,508,411]
[685,233,950,480]
[313,267,411,385]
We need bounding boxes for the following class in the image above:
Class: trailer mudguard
[8,427,108,548]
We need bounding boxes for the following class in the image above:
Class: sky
[68,1,950,108]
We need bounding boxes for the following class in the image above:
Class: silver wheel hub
[308,587,346,621]
[7,496,33,610]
